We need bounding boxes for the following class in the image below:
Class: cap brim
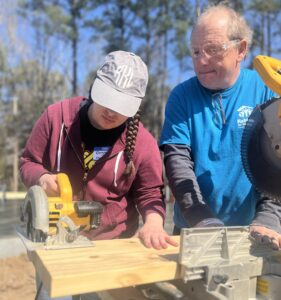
[91,78,142,117]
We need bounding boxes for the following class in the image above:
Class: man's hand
[134,213,178,250]
[250,225,281,250]
[38,173,59,197]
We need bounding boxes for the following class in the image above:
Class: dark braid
[123,110,141,177]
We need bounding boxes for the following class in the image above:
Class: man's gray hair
[193,4,253,47]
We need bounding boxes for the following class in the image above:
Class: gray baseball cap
[91,51,148,117]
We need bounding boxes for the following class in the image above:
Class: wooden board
[0,191,25,200]
[29,236,181,298]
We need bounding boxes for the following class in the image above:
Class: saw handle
[56,173,72,202]
[253,55,281,95]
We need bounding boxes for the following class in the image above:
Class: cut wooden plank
[29,236,181,298]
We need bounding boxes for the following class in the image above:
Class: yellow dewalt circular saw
[241,55,281,200]
[18,173,103,250]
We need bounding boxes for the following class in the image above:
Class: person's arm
[20,108,57,190]
[163,143,223,227]
[131,134,177,249]
[250,196,281,250]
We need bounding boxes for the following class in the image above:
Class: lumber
[0,191,26,200]
[29,236,181,298]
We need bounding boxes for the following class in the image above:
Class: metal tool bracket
[178,227,277,300]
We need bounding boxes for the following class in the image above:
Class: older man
[160,4,281,248]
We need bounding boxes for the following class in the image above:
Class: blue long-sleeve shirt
[160,69,280,230]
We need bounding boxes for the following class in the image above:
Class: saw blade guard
[21,185,49,234]
[241,97,281,200]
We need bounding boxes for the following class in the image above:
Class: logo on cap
[114,65,133,89]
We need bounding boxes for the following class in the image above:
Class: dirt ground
[0,253,36,300]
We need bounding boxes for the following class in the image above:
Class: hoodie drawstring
[113,151,123,187]
[57,123,65,172]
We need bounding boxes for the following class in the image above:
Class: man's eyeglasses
[191,39,241,59]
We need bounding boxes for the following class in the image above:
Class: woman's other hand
[134,213,178,250]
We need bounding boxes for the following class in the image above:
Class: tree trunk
[12,96,18,192]
[72,37,77,95]
[266,12,271,56]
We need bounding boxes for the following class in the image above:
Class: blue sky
[1,0,280,97]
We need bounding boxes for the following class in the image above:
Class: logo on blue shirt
[237,106,253,128]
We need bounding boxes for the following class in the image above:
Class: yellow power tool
[253,55,281,96]
[18,173,103,249]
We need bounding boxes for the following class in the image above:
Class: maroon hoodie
[20,97,165,240]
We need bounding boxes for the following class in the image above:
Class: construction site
[1,2,281,300]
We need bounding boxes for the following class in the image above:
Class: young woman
[20,50,177,250]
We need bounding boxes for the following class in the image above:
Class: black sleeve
[162,143,216,226]
[251,196,281,233]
